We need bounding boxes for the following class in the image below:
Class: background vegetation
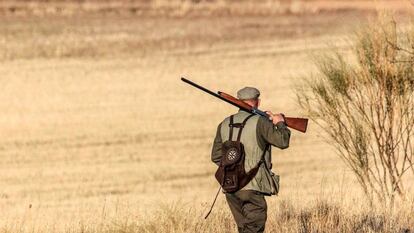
[297,14,414,206]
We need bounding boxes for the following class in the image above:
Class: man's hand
[265,111,285,125]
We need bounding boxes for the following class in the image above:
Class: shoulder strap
[228,115,234,141]
[259,144,270,167]
[236,114,255,142]
[228,114,255,141]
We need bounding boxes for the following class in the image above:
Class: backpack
[214,114,264,193]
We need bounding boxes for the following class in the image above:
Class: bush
[296,14,414,206]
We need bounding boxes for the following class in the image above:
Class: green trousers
[225,190,267,233]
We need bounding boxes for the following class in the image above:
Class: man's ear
[257,99,261,108]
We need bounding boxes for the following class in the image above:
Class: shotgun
[181,77,308,133]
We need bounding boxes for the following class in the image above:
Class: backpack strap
[204,186,221,219]
[236,114,255,142]
[259,144,270,165]
[228,114,255,141]
[239,144,270,189]
[228,115,234,141]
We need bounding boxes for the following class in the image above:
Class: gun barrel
[181,77,251,112]
[181,77,219,99]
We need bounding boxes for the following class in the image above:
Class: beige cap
[237,87,260,100]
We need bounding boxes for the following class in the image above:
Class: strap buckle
[229,123,244,128]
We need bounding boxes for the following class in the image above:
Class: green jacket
[211,110,291,195]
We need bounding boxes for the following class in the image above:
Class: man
[211,87,291,233]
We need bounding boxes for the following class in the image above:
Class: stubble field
[1,1,414,232]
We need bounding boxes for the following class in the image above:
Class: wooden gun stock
[284,117,308,133]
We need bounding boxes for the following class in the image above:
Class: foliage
[297,15,414,205]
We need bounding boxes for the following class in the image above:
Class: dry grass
[132,199,414,233]
[0,11,355,61]
[0,1,413,233]
[0,0,413,17]
[5,199,413,232]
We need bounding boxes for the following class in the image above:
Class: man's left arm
[211,123,222,166]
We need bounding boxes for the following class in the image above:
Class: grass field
[0,1,413,232]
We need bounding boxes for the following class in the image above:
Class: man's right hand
[265,111,285,125]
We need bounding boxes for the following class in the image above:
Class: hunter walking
[211,87,291,233]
